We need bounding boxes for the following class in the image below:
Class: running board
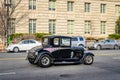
[54,61,78,64]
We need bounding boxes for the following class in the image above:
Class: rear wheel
[78,44,84,48]
[38,54,52,67]
[97,45,101,50]
[13,47,19,52]
[83,55,94,65]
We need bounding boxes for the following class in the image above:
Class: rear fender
[80,52,94,63]
[34,52,53,63]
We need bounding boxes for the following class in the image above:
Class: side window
[29,40,36,44]
[79,37,84,41]
[105,40,110,43]
[110,40,115,43]
[22,40,29,44]
[61,38,71,47]
[72,37,78,41]
[53,38,59,46]
[43,38,49,46]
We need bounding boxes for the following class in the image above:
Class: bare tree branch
[10,0,22,16]
[0,0,29,46]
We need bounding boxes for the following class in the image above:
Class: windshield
[42,38,49,47]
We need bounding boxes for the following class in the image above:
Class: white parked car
[71,36,86,47]
[6,39,41,52]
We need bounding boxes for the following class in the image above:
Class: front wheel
[114,45,119,50]
[83,55,94,65]
[13,47,19,52]
[28,58,35,64]
[38,54,52,67]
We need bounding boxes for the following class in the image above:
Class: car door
[18,40,30,51]
[104,40,112,49]
[59,48,71,58]
[28,40,37,50]
[108,40,115,49]
[101,40,110,49]
[59,48,80,61]
[59,37,77,61]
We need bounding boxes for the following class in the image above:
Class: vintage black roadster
[27,36,94,67]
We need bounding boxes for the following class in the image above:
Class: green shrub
[34,33,50,40]
[10,33,24,41]
[108,34,120,40]
[10,33,50,42]
[86,37,95,40]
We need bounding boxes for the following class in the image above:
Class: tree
[0,0,28,46]
[116,17,120,34]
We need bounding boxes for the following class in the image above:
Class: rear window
[79,37,84,41]
[29,40,36,43]
[72,37,78,41]
[61,38,71,47]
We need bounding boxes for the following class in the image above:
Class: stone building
[7,0,120,38]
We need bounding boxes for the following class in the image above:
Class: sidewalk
[0,43,7,53]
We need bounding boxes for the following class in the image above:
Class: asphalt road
[0,50,120,80]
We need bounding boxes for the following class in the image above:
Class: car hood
[8,44,19,47]
[28,45,43,53]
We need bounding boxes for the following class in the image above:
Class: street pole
[4,0,12,46]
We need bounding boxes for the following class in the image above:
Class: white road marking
[113,57,120,60]
[0,57,25,61]
[95,53,120,56]
[0,72,16,76]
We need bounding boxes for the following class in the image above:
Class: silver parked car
[88,39,120,50]
[71,36,86,48]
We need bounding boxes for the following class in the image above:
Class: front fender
[34,51,53,64]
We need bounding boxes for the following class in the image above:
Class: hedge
[10,33,50,41]
[108,34,120,40]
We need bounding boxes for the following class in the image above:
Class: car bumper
[6,48,13,52]
[88,46,96,50]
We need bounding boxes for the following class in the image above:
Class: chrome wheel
[41,57,50,66]
[97,45,101,50]
[84,55,94,65]
[38,54,52,67]
[13,47,19,53]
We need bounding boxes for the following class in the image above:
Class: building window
[115,5,120,14]
[84,3,90,12]
[100,4,106,13]
[10,0,15,8]
[84,21,91,34]
[49,20,56,34]
[9,18,16,34]
[67,20,74,34]
[101,21,106,34]
[67,1,74,12]
[29,19,36,34]
[29,0,36,10]
[49,0,56,11]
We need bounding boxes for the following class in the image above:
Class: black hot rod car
[27,36,94,67]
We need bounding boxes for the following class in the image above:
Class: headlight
[35,52,38,55]
[26,50,29,54]
[94,44,97,48]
